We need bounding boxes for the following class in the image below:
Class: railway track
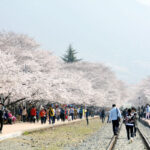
[106,122,123,150]
[65,120,150,150]
[107,121,150,150]
[138,127,150,149]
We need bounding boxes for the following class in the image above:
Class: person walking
[60,107,65,122]
[18,106,22,122]
[70,107,74,121]
[131,107,138,137]
[74,108,78,119]
[0,103,4,133]
[22,107,27,122]
[40,107,46,124]
[109,104,121,135]
[53,107,56,124]
[36,109,39,123]
[145,104,150,119]
[122,108,128,119]
[100,109,105,123]
[56,106,61,121]
[49,106,55,124]
[27,106,32,122]
[125,109,134,143]
[30,106,36,123]
[79,107,83,119]
[86,109,89,125]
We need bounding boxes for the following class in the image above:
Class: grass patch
[23,118,103,150]
[23,131,30,135]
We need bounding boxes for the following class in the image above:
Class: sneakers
[128,138,133,144]
[114,132,118,136]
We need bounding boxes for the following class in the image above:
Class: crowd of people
[0,103,95,134]
[97,104,150,143]
[1,101,150,144]
[0,105,16,127]
[20,105,92,124]
[137,104,150,120]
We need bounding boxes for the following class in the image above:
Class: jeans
[60,114,65,122]
[31,116,36,123]
[22,115,26,122]
[112,120,119,135]
[126,125,134,140]
[53,116,55,124]
[41,117,44,124]
[56,115,60,121]
[79,113,82,119]
[43,116,46,123]
[101,117,105,123]
[146,112,150,119]
[133,125,137,136]
[70,113,74,120]
[86,117,89,125]
[49,116,54,124]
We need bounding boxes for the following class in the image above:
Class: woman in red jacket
[40,108,46,124]
[30,106,36,123]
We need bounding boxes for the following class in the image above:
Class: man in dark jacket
[0,103,4,133]
[86,109,89,125]
[100,109,106,123]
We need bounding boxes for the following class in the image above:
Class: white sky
[0,0,150,84]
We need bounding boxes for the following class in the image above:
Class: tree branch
[5,97,26,107]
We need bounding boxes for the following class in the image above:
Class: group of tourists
[0,104,16,126]
[0,100,147,144]
[138,104,150,120]
[109,104,138,143]
[21,105,90,124]
[0,102,95,134]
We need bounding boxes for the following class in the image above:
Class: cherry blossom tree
[129,77,150,106]
[0,31,127,107]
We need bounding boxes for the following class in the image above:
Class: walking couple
[124,107,137,143]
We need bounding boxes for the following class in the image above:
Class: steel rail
[107,121,150,150]
[138,127,150,150]
[106,121,123,150]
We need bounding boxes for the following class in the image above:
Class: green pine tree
[62,45,82,63]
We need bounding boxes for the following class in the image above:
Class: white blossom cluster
[128,77,150,106]
[0,32,127,107]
